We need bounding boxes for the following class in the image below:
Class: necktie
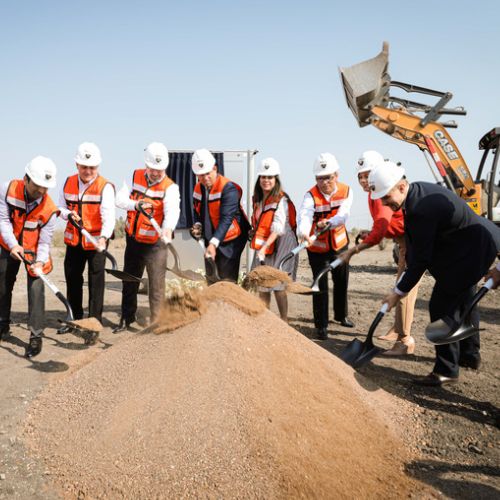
[202,187,213,241]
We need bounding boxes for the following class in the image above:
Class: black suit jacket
[398,182,500,294]
[194,181,250,259]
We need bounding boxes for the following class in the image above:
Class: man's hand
[161,229,173,246]
[30,261,44,274]
[190,223,202,240]
[70,211,82,223]
[299,235,314,246]
[339,248,356,265]
[485,265,500,290]
[316,220,331,230]
[205,243,216,260]
[96,237,107,251]
[10,245,24,261]
[383,291,402,312]
[136,201,152,211]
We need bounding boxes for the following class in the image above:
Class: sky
[1,0,499,229]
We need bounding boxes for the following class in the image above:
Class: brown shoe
[382,337,415,356]
[378,330,399,342]
[414,372,458,387]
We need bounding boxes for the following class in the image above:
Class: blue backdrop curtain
[166,151,224,229]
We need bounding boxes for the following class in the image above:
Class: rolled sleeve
[270,197,288,236]
[297,192,314,238]
[36,213,57,263]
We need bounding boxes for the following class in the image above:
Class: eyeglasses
[316,175,335,182]
[78,165,98,170]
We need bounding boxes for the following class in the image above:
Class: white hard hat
[368,161,405,199]
[75,142,102,167]
[313,153,340,176]
[357,150,384,174]
[25,156,57,189]
[192,149,216,175]
[257,157,280,176]
[144,142,169,170]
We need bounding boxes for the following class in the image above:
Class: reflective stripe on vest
[193,175,246,243]
[0,179,58,276]
[126,169,175,244]
[308,183,349,253]
[63,174,113,250]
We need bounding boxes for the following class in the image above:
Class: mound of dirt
[242,265,291,290]
[24,285,432,499]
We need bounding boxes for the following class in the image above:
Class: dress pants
[307,247,349,329]
[206,252,241,285]
[64,244,106,321]
[429,283,480,378]
[120,235,167,324]
[0,247,45,336]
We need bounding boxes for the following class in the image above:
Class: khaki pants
[390,236,420,342]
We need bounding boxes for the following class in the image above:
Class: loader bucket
[339,41,391,127]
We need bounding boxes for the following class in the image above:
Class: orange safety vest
[0,179,59,277]
[125,169,175,244]
[193,175,246,243]
[308,183,349,253]
[250,192,297,255]
[63,175,114,250]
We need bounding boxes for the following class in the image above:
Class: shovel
[339,303,388,368]
[67,215,142,283]
[135,202,205,282]
[278,224,331,271]
[425,279,494,345]
[311,258,343,292]
[197,239,222,283]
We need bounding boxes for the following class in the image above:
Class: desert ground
[0,237,498,499]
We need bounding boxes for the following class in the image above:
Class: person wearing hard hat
[371,161,500,386]
[190,149,250,284]
[297,153,354,340]
[249,157,298,321]
[57,143,115,334]
[339,151,419,356]
[113,142,180,332]
[0,157,59,357]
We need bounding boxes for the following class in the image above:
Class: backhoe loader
[339,42,500,224]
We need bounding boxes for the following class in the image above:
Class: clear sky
[1,0,499,229]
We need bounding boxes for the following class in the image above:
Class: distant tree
[114,217,126,239]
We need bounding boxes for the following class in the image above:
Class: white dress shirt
[297,184,353,238]
[58,176,116,239]
[115,174,181,232]
[0,181,57,263]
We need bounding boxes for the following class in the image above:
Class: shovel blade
[339,339,365,365]
[425,318,479,345]
[169,268,205,282]
[351,345,385,368]
[106,268,142,283]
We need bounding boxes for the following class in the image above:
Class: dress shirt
[115,174,180,232]
[297,185,353,238]
[58,176,116,239]
[0,181,57,263]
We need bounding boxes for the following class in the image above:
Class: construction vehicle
[339,42,500,224]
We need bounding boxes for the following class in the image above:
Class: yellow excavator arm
[339,42,483,215]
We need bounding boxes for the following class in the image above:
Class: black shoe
[0,325,11,340]
[112,318,134,334]
[316,327,328,341]
[57,324,74,335]
[414,372,459,387]
[459,357,481,370]
[25,336,43,358]
[337,318,355,328]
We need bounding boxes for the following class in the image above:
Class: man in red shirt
[340,151,419,356]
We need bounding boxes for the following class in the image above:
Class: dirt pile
[243,266,314,295]
[24,284,431,499]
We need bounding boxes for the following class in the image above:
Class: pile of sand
[24,283,430,498]
[243,266,314,295]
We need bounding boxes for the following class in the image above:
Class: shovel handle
[137,200,154,218]
[137,201,169,242]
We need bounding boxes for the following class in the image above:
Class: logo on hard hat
[320,162,327,168]
[264,164,270,169]
[85,153,91,159]
[358,159,364,166]
[155,156,162,164]
[45,174,52,180]
[198,162,204,168]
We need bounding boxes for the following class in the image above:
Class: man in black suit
[369,161,500,386]
[190,149,249,284]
